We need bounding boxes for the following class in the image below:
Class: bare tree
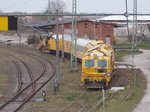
[48,0,66,14]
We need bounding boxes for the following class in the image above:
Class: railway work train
[39,34,114,88]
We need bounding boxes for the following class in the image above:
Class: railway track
[84,93,113,112]
[0,51,35,112]
[58,92,85,112]
[0,53,23,101]
[58,90,114,112]
[79,92,114,112]
[0,49,56,112]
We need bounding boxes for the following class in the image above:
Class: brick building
[28,20,116,45]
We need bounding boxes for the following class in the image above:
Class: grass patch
[116,41,150,50]
[115,50,143,61]
[0,74,8,90]
[116,41,132,47]
[60,92,80,101]
[138,42,150,50]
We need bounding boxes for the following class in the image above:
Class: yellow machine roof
[84,41,113,57]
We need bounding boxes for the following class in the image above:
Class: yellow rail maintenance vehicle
[81,41,114,88]
[39,34,62,53]
[38,34,114,88]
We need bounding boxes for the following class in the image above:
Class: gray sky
[0,0,149,14]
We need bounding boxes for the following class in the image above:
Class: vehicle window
[98,60,107,67]
[85,60,94,67]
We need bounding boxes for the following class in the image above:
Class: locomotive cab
[81,40,114,88]
[81,55,113,88]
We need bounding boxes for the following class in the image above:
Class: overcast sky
[0,0,149,14]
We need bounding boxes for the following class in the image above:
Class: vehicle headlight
[82,72,84,76]
[89,77,92,81]
[107,74,110,77]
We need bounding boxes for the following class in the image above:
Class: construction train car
[39,34,114,88]
[81,41,114,88]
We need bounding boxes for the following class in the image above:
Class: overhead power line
[0,13,150,17]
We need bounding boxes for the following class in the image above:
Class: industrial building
[27,19,116,45]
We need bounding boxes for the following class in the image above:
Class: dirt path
[123,49,150,112]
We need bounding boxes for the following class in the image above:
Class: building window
[66,25,68,28]
[95,24,98,28]
[106,35,111,45]
[84,23,87,28]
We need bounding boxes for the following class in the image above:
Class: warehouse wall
[53,20,115,45]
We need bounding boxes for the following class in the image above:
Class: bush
[27,36,38,45]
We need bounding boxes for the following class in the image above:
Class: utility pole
[102,88,105,110]
[61,12,65,61]
[48,0,51,22]
[70,0,77,72]
[125,0,130,41]
[132,0,138,88]
[17,31,21,45]
[132,0,138,49]
[17,17,21,46]
[94,21,96,40]
[54,9,60,94]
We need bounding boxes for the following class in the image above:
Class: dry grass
[23,49,102,112]
[27,50,146,112]
[0,56,13,92]
[0,45,146,112]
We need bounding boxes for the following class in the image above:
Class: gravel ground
[0,34,27,44]
[124,49,150,112]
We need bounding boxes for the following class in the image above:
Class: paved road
[124,49,150,112]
